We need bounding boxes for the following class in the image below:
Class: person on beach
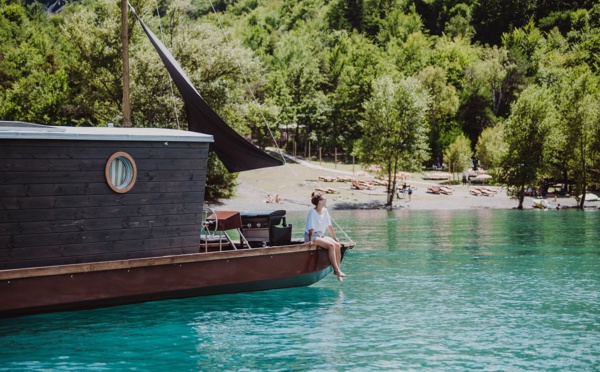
[305,192,346,282]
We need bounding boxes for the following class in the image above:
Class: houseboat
[0,10,353,318]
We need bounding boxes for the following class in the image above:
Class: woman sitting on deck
[305,192,346,282]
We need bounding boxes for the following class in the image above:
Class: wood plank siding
[0,139,210,269]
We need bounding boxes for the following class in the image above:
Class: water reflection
[188,287,348,371]
[2,209,599,371]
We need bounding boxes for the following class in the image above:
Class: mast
[121,0,131,127]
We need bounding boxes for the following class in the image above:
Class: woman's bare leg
[333,242,344,276]
[315,237,345,281]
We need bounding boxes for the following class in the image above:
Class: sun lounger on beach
[316,187,339,194]
[359,181,375,189]
[470,187,494,196]
[427,186,441,194]
[351,180,372,190]
[439,186,453,195]
[318,175,335,182]
[481,187,497,195]
[423,172,452,180]
[361,181,377,188]
[479,188,494,196]
[469,188,482,196]
[427,185,451,195]
[371,179,388,186]
[336,175,355,182]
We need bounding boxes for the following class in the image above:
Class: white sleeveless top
[304,207,331,241]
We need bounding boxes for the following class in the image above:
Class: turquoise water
[1,209,599,371]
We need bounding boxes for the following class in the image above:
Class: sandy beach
[207,158,585,212]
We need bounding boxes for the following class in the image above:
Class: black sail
[135,15,283,172]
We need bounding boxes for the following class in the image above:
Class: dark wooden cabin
[0,122,213,270]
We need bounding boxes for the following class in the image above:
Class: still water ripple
[0,209,599,371]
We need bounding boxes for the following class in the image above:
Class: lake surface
[1,209,599,371]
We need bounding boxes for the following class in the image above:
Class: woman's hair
[311,192,324,206]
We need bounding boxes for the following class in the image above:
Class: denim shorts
[304,231,324,242]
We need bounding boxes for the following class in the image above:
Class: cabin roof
[0,121,213,143]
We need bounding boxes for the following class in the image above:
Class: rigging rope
[205,0,292,174]
[128,1,181,129]
[154,1,181,129]
[133,1,353,243]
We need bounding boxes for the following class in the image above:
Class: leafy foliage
[475,123,507,174]
[417,65,459,163]
[554,66,600,207]
[357,76,430,205]
[501,85,559,209]
[444,134,472,176]
[2,0,600,205]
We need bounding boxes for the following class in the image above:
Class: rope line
[154,1,181,129]
[206,0,291,173]
[134,1,353,243]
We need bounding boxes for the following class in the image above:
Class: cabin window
[105,152,137,193]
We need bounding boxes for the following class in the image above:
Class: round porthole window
[105,152,137,193]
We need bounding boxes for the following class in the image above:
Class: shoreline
[207,161,592,212]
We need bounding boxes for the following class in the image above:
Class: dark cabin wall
[0,139,209,270]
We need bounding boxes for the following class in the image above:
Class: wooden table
[206,211,248,250]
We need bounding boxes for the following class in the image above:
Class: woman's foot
[335,271,347,277]
[337,275,344,282]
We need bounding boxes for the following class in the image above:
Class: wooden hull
[0,243,352,318]
[0,124,354,318]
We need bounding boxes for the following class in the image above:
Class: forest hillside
[2,0,600,204]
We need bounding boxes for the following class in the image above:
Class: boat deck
[199,236,306,252]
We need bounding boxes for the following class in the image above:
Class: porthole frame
[105,151,137,194]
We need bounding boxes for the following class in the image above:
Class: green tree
[377,8,423,46]
[433,34,480,89]
[0,2,72,124]
[475,123,507,175]
[225,100,280,151]
[471,0,537,45]
[417,65,460,164]
[501,21,546,79]
[204,152,237,201]
[356,76,430,206]
[501,85,558,209]
[444,3,475,39]
[444,133,472,178]
[386,31,432,76]
[555,66,600,208]
[471,45,517,117]
[325,31,382,153]
[432,35,489,146]
[59,0,133,126]
[267,29,328,153]
[327,0,365,33]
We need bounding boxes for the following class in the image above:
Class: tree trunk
[517,181,525,209]
[386,158,399,207]
[387,179,396,206]
[386,166,394,206]
[579,146,586,209]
